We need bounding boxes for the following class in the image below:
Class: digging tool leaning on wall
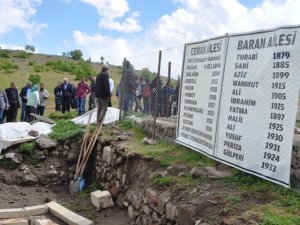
[95,64,111,125]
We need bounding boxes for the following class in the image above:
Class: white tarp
[0,107,120,154]
[71,107,120,125]
[0,122,53,154]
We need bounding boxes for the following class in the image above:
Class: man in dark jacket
[60,78,73,114]
[54,82,61,111]
[19,81,32,121]
[5,82,19,122]
[95,64,111,125]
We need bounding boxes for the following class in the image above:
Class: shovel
[69,110,93,194]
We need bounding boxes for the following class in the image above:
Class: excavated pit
[2,123,300,225]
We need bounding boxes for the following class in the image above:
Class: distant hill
[0,49,123,116]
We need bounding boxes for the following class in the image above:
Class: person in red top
[76,77,91,115]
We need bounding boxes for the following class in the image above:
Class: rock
[91,190,114,210]
[190,167,207,178]
[117,135,128,141]
[36,135,57,149]
[66,152,78,162]
[143,138,157,145]
[103,146,114,165]
[32,150,46,160]
[202,166,232,179]
[126,191,142,209]
[28,130,39,137]
[142,204,152,215]
[166,202,177,221]
[5,153,23,164]
[157,191,171,214]
[128,205,138,220]
[50,150,59,157]
[145,189,158,208]
[0,218,28,225]
[47,170,58,178]
[23,173,39,185]
[177,204,196,225]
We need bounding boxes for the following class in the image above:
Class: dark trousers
[26,106,36,122]
[55,97,61,111]
[61,95,71,114]
[6,104,18,122]
[89,92,96,110]
[37,105,45,116]
[96,98,108,125]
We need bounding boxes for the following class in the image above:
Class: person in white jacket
[26,85,40,122]
[37,83,49,116]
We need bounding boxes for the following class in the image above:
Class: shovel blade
[69,180,80,194]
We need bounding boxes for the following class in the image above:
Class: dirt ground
[0,183,131,225]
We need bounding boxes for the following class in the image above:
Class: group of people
[0,64,113,125]
[119,71,180,118]
[0,81,49,123]
[54,66,114,118]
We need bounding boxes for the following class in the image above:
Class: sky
[0,0,300,75]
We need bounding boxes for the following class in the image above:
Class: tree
[25,45,35,53]
[141,68,156,80]
[69,49,83,60]
[100,56,104,64]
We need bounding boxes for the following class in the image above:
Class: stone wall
[94,135,200,225]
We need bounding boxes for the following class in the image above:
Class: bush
[18,142,38,155]
[49,120,85,141]
[33,64,46,72]
[14,51,31,58]
[29,74,41,85]
[0,59,19,73]
[28,61,35,66]
[0,50,10,58]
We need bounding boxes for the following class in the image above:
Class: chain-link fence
[117,46,183,138]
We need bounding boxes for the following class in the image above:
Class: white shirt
[109,78,114,93]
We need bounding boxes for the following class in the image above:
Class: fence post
[119,58,127,121]
[167,62,171,83]
[153,50,162,139]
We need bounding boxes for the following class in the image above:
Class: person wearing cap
[20,81,32,122]
[5,82,19,122]
[95,64,111,125]
[26,85,40,122]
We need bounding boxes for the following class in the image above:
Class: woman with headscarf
[26,85,40,122]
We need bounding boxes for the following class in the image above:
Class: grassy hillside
[0,50,122,118]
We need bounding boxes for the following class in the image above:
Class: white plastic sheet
[0,122,53,154]
[71,107,120,125]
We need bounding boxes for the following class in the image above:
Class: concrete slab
[46,201,94,225]
[24,205,49,217]
[34,218,59,225]
[0,208,26,219]
[0,218,28,225]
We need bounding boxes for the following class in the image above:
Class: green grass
[49,111,78,121]
[123,124,213,167]
[18,142,38,155]
[49,120,85,141]
[262,209,300,225]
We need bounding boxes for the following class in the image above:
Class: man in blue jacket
[95,64,111,125]
[19,81,32,121]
